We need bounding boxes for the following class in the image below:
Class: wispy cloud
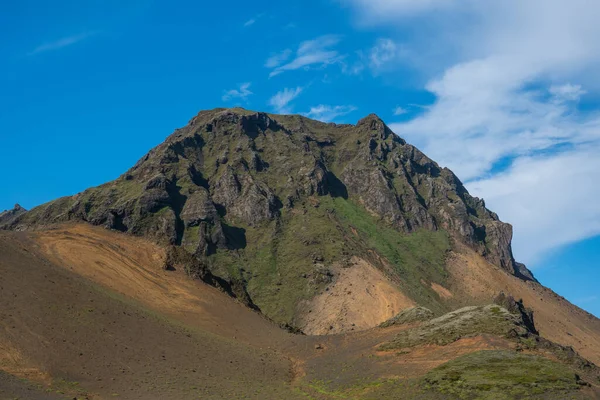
[243,13,265,28]
[268,87,303,113]
[268,35,343,78]
[393,106,408,116]
[305,105,357,122]
[348,0,600,265]
[28,32,96,56]
[341,50,366,76]
[369,38,397,68]
[222,82,253,102]
[265,49,292,68]
[549,84,586,103]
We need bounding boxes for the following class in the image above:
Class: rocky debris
[308,266,334,286]
[379,306,434,328]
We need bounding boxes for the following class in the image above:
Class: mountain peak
[3,108,537,327]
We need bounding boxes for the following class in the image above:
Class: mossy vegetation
[380,305,528,350]
[326,196,451,313]
[380,306,434,328]
[204,194,452,326]
[422,350,583,399]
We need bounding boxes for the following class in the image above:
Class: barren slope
[32,224,291,349]
[445,243,600,365]
[0,229,297,400]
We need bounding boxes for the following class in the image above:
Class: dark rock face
[3,108,534,283]
[494,292,538,335]
[0,204,27,227]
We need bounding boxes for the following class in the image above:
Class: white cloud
[549,84,586,103]
[268,35,343,77]
[265,49,292,68]
[393,106,407,115]
[370,38,397,68]
[243,13,265,27]
[28,32,96,56]
[222,82,253,102]
[346,0,458,18]
[268,87,303,113]
[305,105,357,122]
[347,0,600,265]
[468,147,600,265]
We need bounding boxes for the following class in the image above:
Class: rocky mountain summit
[3,108,536,326]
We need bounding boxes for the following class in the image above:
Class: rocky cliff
[3,108,536,325]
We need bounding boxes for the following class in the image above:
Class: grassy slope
[206,195,450,326]
[422,350,583,400]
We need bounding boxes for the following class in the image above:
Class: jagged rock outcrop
[0,204,26,227]
[494,292,538,335]
[2,108,537,325]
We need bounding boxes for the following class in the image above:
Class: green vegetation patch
[206,194,453,327]
[380,306,434,328]
[422,350,582,399]
[325,196,451,314]
[380,305,529,350]
[230,201,349,325]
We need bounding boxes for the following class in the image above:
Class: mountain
[1,108,599,399]
[4,108,534,323]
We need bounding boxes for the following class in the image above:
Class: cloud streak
[268,87,303,113]
[265,49,292,68]
[222,82,253,102]
[268,35,343,77]
[28,32,96,56]
[305,105,357,122]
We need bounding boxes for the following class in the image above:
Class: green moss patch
[422,350,583,399]
[380,306,434,328]
[380,305,529,350]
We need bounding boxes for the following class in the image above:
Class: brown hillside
[1,225,598,399]
[445,243,600,365]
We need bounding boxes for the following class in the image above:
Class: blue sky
[1,0,599,316]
